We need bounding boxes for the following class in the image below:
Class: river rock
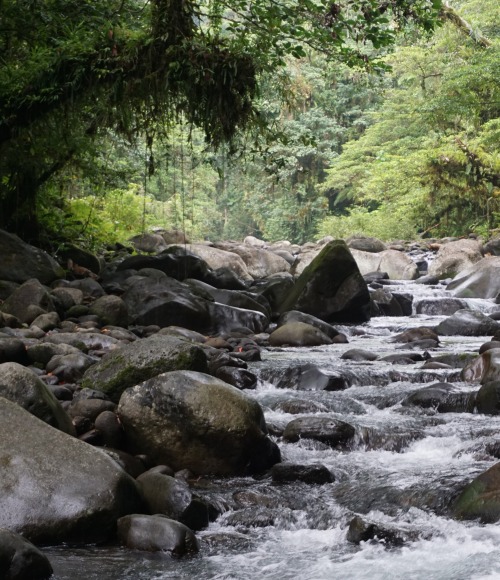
[46,352,96,383]
[476,381,500,415]
[435,309,500,337]
[184,244,253,281]
[250,275,295,315]
[346,235,386,253]
[0,398,142,543]
[271,463,334,484]
[118,370,280,476]
[276,310,341,340]
[446,257,500,299]
[415,298,468,316]
[81,334,208,402]
[260,363,349,391]
[0,362,75,434]
[279,240,371,324]
[268,322,333,347]
[428,239,483,279]
[0,528,53,579]
[350,249,418,280]
[0,338,28,364]
[118,246,214,283]
[121,275,212,330]
[401,383,475,413]
[137,471,208,530]
[1,279,56,324]
[214,242,290,279]
[129,232,168,253]
[341,349,378,362]
[117,514,199,556]
[391,327,440,344]
[462,349,500,384]
[89,295,128,327]
[283,416,355,448]
[215,366,258,390]
[452,462,500,523]
[0,229,64,285]
[346,515,417,546]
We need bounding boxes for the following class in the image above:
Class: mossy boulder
[278,240,370,323]
[81,334,208,402]
[117,370,281,476]
[452,462,500,523]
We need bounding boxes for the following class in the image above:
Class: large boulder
[278,240,371,323]
[346,235,386,253]
[446,257,500,299]
[0,229,64,285]
[117,370,280,476]
[1,279,56,324]
[428,239,483,279]
[184,244,253,281]
[452,462,500,523]
[350,249,419,280]
[462,348,500,384]
[0,398,143,544]
[81,334,208,402]
[0,362,75,435]
[214,242,290,279]
[435,309,500,337]
[0,528,53,579]
[121,275,212,330]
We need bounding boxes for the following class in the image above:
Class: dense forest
[1,0,498,249]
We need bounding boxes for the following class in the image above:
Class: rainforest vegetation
[0,0,498,249]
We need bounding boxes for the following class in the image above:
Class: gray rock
[46,352,96,382]
[89,295,128,327]
[269,322,333,347]
[81,334,208,402]
[118,370,280,476]
[26,342,81,366]
[117,514,199,556]
[0,338,28,365]
[428,239,482,279]
[1,279,55,324]
[436,309,500,336]
[447,257,500,299]
[347,235,386,253]
[283,416,355,447]
[462,349,500,384]
[0,528,53,579]
[0,229,64,285]
[279,240,371,324]
[271,463,334,484]
[0,362,74,435]
[0,398,143,543]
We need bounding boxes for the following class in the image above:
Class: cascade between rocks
[44,277,500,580]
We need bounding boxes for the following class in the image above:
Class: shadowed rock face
[279,240,371,324]
[0,398,143,544]
[118,370,280,476]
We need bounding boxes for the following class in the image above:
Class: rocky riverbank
[1,228,500,579]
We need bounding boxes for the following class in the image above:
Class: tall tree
[0,0,443,240]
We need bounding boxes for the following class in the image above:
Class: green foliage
[317,0,500,240]
[0,0,443,241]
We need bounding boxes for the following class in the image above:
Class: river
[44,277,500,580]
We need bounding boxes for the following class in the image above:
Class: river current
[44,279,500,580]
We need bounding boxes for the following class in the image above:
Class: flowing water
[45,279,500,580]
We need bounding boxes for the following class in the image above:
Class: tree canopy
[0,0,443,240]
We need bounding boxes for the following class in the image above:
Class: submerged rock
[452,462,500,523]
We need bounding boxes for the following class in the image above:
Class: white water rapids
[45,279,500,580]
